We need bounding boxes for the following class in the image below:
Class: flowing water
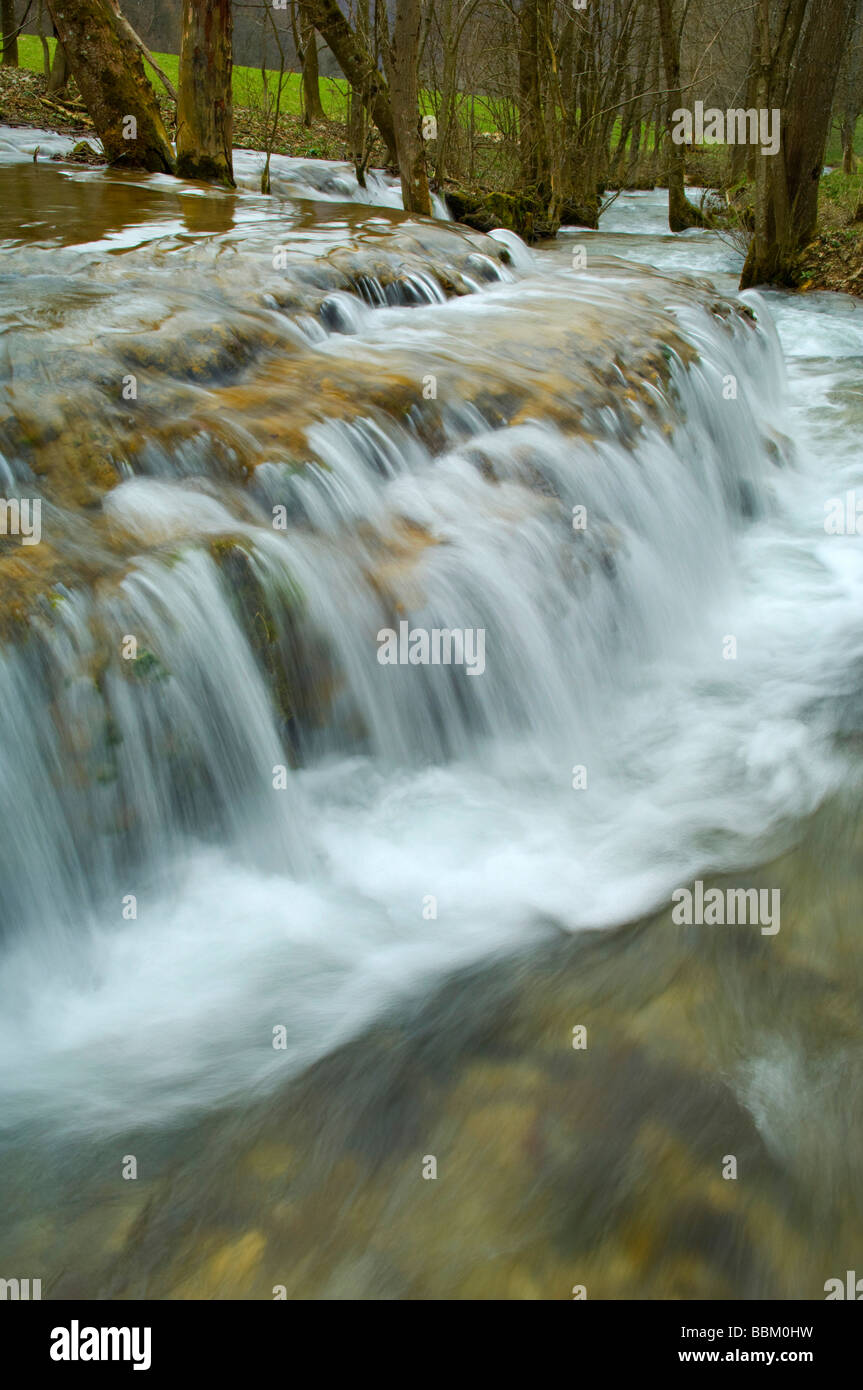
[1,128,863,1298]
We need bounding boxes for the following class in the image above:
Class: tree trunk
[299,1,325,124]
[44,0,174,171]
[346,0,369,172]
[176,0,234,186]
[518,0,550,203]
[46,25,69,92]
[348,86,365,162]
[741,0,855,288]
[729,12,759,184]
[306,0,397,163]
[648,40,662,186]
[37,0,52,76]
[841,120,856,174]
[435,0,458,185]
[436,41,458,184]
[2,0,19,66]
[46,26,69,92]
[383,0,431,216]
[656,0,704,230]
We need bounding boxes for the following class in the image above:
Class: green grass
[817,167,863,219]
[16,33,507,133]
[16,34,352,120]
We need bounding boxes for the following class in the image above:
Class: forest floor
[1,61,860,300]
[0,63,359,163]
[795,170,863,299]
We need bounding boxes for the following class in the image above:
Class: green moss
[444,187,560,242]
[130,648,169,681]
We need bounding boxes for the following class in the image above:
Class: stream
[1,129,862,1299]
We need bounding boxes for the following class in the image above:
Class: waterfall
[0,145,852,1140]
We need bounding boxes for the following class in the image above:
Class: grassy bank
[17,33,351,120]
[796,169,863,298]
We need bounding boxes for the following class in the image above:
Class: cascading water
[2,126,863,1299]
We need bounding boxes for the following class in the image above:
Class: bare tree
[741,0,856,287]
[261,2,289,194]
[382,0,432,214]
[44,0,174,171]
[306,0,398,161]
[518,0,551,204]
[176,0,234,185]
[656,0,705,229]
[297,0,326,123]
[2,0,19,66]
[835,0,863,174]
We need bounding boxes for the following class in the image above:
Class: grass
[17,33,507,133]
[814,167,863,222]
[16,34,353,119]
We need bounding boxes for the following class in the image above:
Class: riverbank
[3,59,859,298]
[795,169,863,298]
[0,61,356,164]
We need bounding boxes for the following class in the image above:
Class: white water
[233,147,453,219]
[2,167,863,1138]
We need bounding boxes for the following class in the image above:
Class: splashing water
[0,137,861,1146]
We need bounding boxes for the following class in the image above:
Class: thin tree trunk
[383,0,431,216]
[648,39,662,185]
[518,0,550,202]
[656,0,704,230]
[176,0,234,186]
[46,25,69,92]
[346,0,369,171]
[841,120,856,174]
[109,0,177,102]
[730,9,759,183]
[435,0,458,185]
[44,0,174,171]
[37,0,52,76]
[306,0,397,163]
[298,1,325,124]
[348,86,365,161]
[46,27,69,92]
[261,17,286,196]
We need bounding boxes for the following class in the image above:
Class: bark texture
[299,1,325,124]
[45,0,174,171]
[383,0,432,215]
[2,0,19,66]
[656,0,705,231]
[176,0,235,186]
[741,0,855,287]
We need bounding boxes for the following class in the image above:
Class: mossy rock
[444,187,560,243]
[558,196,599,230]
[128,648,169,682]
